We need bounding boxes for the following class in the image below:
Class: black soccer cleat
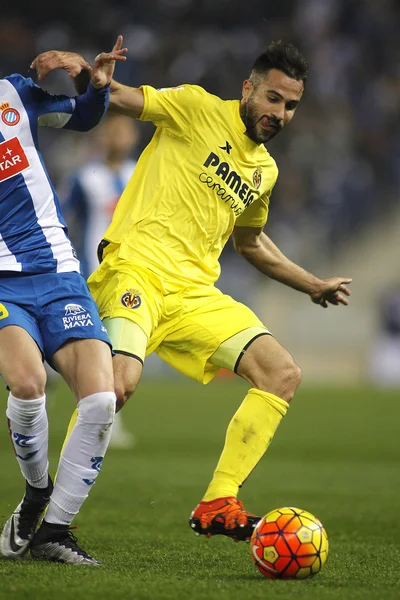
[31,521,101,565]
[0,476,53,559]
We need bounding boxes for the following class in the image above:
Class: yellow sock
[202,388,289,502]
[61,408,79,456]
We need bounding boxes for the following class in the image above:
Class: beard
[240,97,282,145]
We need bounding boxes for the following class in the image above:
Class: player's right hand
[91,35,128,89]
[310,277,352,308]
[31,51,92,80]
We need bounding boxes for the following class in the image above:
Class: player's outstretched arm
[107,80,144,119]
[31,37,128,132]
[31,36,144,118]
[31,36,127,90]
[232,226,352,308]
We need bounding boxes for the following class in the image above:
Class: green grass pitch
[0,378,399,600]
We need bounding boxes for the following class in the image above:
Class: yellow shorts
[88,250,269,384]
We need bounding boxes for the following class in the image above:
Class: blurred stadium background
[1,3,400,598]
[2,0,399,385]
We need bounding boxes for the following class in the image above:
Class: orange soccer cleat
[189,497,261,542]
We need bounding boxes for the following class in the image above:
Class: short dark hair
[250,41,308,87]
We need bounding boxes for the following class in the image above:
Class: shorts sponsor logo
[0,137,30,183]
[1,103,21,126]
[64,303,85,316]
[63,303,94,329]
[121,290,141,309]
[0,303,9,320]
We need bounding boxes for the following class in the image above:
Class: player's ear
[242,79,253,100]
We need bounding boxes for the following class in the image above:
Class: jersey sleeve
[235,196,270,228]
[62,84,110,132]
[7,74,75,125]
[6,74,109,131]
[236,165,278,228]
[139,84,208,135]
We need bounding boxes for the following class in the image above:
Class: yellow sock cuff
[247,388,289,418]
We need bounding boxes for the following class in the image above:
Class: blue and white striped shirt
[0,74,109,275]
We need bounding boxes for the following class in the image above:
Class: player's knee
[10,370,47,400]
[280,360,302,402]
[78,391,116,424]
[113,355,142,412]
[115,381,137,413]
[251,355,301,403]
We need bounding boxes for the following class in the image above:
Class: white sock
[46,392,116,525]
[6,393,49,489]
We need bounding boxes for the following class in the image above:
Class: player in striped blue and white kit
[0,37,127,565]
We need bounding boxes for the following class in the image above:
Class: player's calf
[45,391,116,526]
[113,352,142,412]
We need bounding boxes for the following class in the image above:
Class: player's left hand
[91,35,128,88]
[310,277,352,308]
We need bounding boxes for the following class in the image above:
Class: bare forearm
[68,72,143,117]
[237,233,322,295]
[233,226,352,307]
[108,79,144,117]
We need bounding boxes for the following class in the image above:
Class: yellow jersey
[104,84,279,287]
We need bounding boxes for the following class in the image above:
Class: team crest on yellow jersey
[121,290,141,309]
[253,167,263,190]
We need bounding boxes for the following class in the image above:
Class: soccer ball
[250,507,329,579]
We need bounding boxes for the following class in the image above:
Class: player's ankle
[201,495,236,503]
[41,520,69,531]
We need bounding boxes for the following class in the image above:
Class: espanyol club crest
[0,102,20,126]
[121,290,141,309]
[253,167,263,190]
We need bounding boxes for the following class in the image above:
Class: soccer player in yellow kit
[35,39,351,542]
